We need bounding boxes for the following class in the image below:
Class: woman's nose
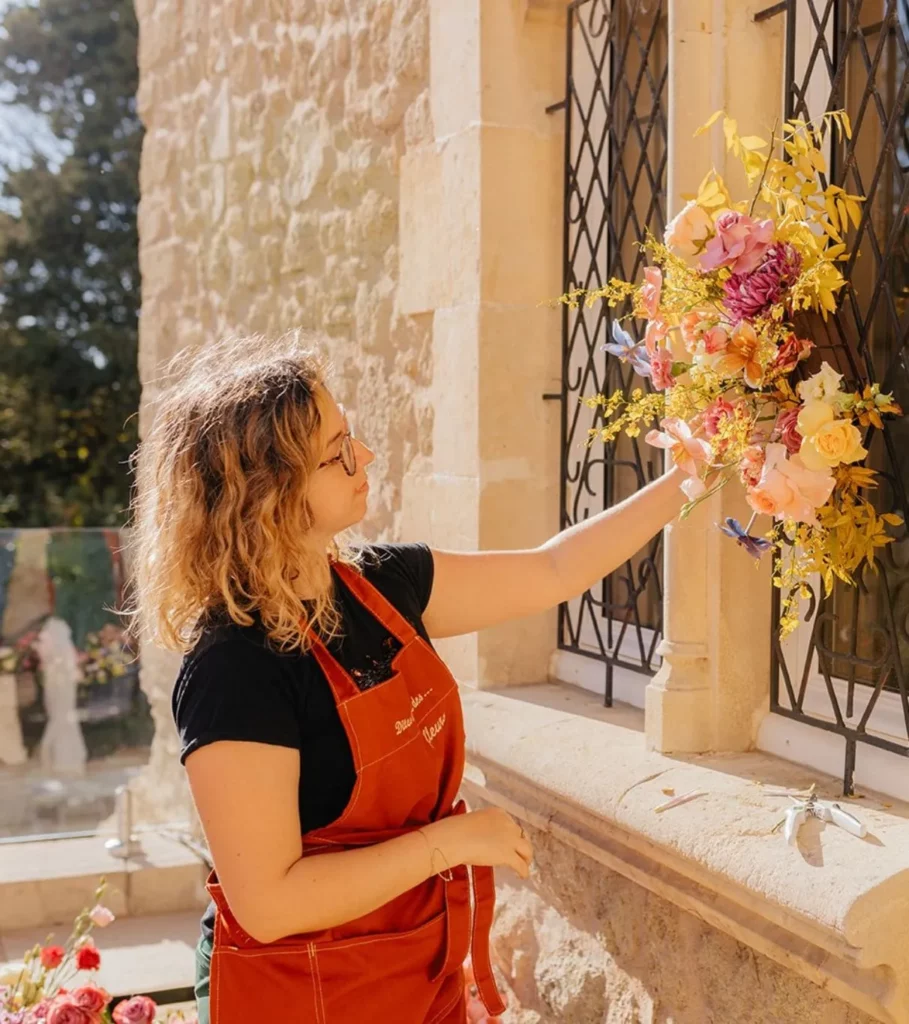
[354,437,376,466]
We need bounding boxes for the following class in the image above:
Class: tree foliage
[0,0,141,526]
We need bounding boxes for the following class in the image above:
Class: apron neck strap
[331,560,419,645]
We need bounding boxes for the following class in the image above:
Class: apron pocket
[210,910,463,1024]
[210,941,320,1023]
[311,910,464,1022]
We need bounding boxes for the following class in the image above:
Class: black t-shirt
[171,543,435,940]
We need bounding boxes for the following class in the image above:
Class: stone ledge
[461,685,909,1024]
[0,832,209,931]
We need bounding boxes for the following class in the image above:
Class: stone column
[399,0,564,688]
[645,0,783,753]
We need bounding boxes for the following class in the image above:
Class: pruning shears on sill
[769,784,868,845]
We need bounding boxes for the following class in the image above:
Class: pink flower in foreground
[640,267,662,320]
[746,444,834,523]
[111,997,157,1024]
[700,210,774,274]
[45,998,97,1024]
[71,987,109,1015]
[646,417,712,478]
[650,349,675,391]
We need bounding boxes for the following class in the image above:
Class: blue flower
[718,517,772,560]
[603,321,652,378]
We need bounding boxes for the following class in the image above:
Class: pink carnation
[700,211,774,274]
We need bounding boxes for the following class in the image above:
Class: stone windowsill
[461,684,909,1024]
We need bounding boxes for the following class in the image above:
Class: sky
[0,0,69,210]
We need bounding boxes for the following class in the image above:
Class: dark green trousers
[194,934,212,1024]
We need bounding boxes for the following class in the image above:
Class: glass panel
[0,528,152,840]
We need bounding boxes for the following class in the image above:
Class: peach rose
[747,444,834,522]
[664,201,714,260]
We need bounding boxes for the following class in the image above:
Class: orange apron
[205,562,507,1023]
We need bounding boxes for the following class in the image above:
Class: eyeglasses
[318,430,357,477]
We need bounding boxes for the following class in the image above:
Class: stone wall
[494,823,877,1024]
[134,0,434,821]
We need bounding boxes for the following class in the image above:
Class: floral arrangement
[0,623,132,687]
[77,625,134,687]
[564,111,902,635]
[0,882,196,1024]
[0,630,40,676]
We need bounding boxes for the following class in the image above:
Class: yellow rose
[799,419,867,470]
[796,400,835,438]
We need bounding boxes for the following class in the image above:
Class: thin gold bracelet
[416,828,454,882]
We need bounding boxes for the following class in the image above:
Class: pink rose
[650,349,674,391]
[111,996,157,1024]
[72,987,110,1015]
[640,267,662,320]
[27,999,52,1021]
[46,997,97,1024]
[746,444,834,523]
[775,408,803,455]
[703,397,736,438]
[700,211,774,274]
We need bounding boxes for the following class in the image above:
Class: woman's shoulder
[173,620,302,708]
[355,542,434,611]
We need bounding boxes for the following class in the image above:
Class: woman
[128,334,686,1024]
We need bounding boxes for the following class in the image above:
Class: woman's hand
[425,807,533,880]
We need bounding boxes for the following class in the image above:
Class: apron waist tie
[429,803,507,1017]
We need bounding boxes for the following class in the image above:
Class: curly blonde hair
[124,332,360,655]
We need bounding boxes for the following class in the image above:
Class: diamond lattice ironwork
[555,0,668,704]
[771,0,909,793]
